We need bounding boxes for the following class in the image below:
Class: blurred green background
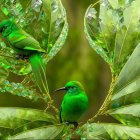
[0,0,112,122]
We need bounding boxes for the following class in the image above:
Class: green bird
[0,19,48,95]
[55,81,89,127]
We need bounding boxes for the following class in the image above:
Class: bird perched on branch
[0,19,49,96]
[55,81,89,127]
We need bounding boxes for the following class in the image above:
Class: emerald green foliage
[0,0,140,139]
[110,43,140,108]
[0,0,68,138]
[0,80,40,100]
[0,107,57,138]
[83,0,140,139]
[109,104,140,126]
[0,38,31,75]
[109,43,140,126]
[81,123,140,139]
[0,0,68,75]
[0,18,52,97]
[9,124,64,140]
[84,0,140,75]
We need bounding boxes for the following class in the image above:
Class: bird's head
[0,19,13,36]
[55,81,85,94]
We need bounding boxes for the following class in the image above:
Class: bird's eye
[72,87,76,90]
[67,86,77,93]
[69,86,76,90]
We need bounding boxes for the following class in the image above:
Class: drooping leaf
[84,0,140,75]
[109,104,140,126]
[0,0,68,75]
[0,107,57,138]
[9,124,64,140]
[81,123,140,139]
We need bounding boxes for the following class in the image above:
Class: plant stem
[21,74,33,85]
[51,104,59,113]
[44,100,59,113]
[21,69,58,113]
[45,78,51,101]
[88,75,117,123]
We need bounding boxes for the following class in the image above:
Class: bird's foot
[15,54,29,60]
[65,122,78,128]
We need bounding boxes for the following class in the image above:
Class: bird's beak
[54,87,67,92]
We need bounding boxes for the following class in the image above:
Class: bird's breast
[61,93,88,122]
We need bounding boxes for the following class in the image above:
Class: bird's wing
[8,30,45,53]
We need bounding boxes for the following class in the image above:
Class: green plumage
[56,81,88,125]
[0,19,44,54]
[29,53,49,95]
[0,19,48,95]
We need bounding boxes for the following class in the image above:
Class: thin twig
[51,104,59,113]
[44,100,59,113]
[21,74,33,85]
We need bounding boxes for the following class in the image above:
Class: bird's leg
[15,54,29,60]
[65,122,78,128]
[44,100,54,111]
[73,122,78,128]
[44,100,59,114]
[63,122,79,139]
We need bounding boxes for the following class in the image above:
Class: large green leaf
[108,43,140,125]
[109,104,140,126]
[84,0,140,74]
[0,107,57,138]
[0,0,68,75]
[9,124,64,140]
[81,123,140,139]
[110,43,140,109]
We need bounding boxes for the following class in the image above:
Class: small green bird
[55,81,89,127]
[0,19,48,95]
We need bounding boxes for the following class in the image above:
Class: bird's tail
[29,53,49,95]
